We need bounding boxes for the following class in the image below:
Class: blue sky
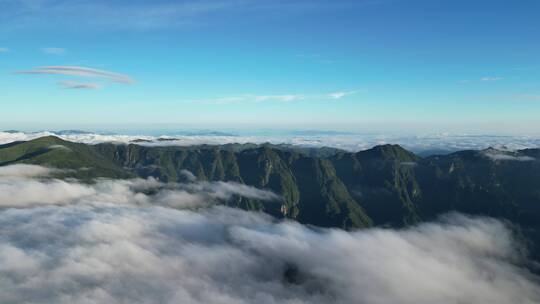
[0,0,539,134]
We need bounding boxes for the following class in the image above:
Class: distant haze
[1,130,540,155]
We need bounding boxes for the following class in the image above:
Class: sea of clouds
[2,130,540,154]
[0,164,539,303]
[483,150,536,162]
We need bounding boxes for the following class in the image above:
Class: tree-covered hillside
[2,136,540,252]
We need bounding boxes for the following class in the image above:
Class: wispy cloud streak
[15,66,135,85]
[58,80,101,90]
[327,90,357,99]
[194,91,358,104]
[0,0,368,31]
[481,76,504,81]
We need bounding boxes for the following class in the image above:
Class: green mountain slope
[1,136,540,241]
[0,136,132,179]
[93,143,371,228]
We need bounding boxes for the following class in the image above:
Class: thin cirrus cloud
[481,76,504,81]
[0,47,9,53]
[15,66,135,89]
[41,47,66,55]
[58,80,101,90]
[460,77,504,84]
[327,90,357,99]
[194,91,358,104]
[2,0,366,31]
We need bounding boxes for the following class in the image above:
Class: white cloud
[183,180,281,202]
[481,77,504,81]
[0,47,9,53]
[0,165,538,303]
[0,202,537,303]
[483,150,535,162]
[254,94,306,102]
[41,47,65,55]
[15,66,135,84]
[179,169,197,182]
[327,91,357,99]
[195,91,357,104]
[58,80,101,90]
[0,178,96,207]
[0,166,279,208]
[197,94,306,104]
[0,164,62,178]
[2,131,540,155]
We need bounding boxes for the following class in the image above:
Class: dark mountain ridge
[1,136,539,259]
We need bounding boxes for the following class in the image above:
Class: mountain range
[2,136,539,260]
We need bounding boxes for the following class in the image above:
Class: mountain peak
[357,144,419,161]
[30,135,69,145]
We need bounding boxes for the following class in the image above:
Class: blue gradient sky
[0,0,539,134]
